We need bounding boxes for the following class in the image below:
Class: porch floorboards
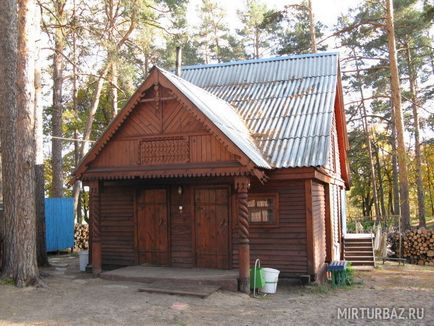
[100,265,239,292]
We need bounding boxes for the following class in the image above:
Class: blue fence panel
[45,198,74,252]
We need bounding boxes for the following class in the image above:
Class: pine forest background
[25,0,434,229]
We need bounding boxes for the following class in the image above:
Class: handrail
[253,258,261,298]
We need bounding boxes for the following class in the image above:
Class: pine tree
[0,0,40,286]
[237,0,272,59]
[196,0,230,63]
[266,0,327,55]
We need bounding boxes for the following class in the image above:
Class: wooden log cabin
[74,52,350,292]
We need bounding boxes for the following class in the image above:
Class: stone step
[344,251,374,257]
[138,281,221,298]
[100,265,239,292]
[345,244,372,248]
[349,260,375,266]
[344,238,372,243]
[344,255,374,261]
[344,241,373,247]
[344,247,373,252]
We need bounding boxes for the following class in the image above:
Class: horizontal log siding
[100,186,136,266]
[232,180,308,276]
[312,181,327,277]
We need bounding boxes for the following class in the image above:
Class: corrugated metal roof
[159,68,271,169]
[181,52,339,168]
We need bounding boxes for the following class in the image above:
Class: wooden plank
[170,185,194,268]
[99,187,135,267]
[305,180,314,276]
[324,183,332,262]
[232,180,309,275]
[194,187,229,269]
[138,283,221,298]
[137,189,169,265]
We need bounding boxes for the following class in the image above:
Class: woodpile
[388,229,434,265]
[74,223,89,250]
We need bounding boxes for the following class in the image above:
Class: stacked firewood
[388,229,434,265]
[74,223,89,250]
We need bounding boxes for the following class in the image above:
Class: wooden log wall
[100,186,136,267]
[311,181,327,279]
[232,180,308,276]
[330,184,340,259]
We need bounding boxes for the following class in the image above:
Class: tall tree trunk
[51,0,66,198]
[111,61,118,118]
[0,0,18,273]
[0,142,2,204]
[0,0,40,286]
[34,5,48,267]
[307,0,317,53]
[213,25,221,62]
[390,108,400,216]
[72,0,82,223]
[354,51,380,220]
[385,0,411,230]
[254,29,260,59]
[405,43,426,227]
[80,64,110,158]
[373,144,387,217]
[387,178,393,214]
[144,54,149,74]
[425,147,434,216]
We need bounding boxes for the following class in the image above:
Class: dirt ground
[0,255,433,326]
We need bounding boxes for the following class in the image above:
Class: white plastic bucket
[79,250,89,272]
[260,268,280,294]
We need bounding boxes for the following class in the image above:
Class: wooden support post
[235,177,250,293]
[89,181,101,275]
[324,183,333,262]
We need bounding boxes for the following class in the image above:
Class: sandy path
[0,255,433,326]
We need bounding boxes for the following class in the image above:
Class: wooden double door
[137,186,230,269]
[137,189,169,265]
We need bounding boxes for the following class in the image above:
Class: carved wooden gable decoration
[139,137,190,165]
[75,68,265,181]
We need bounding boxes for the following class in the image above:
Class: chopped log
[387,228,434,265]
[74,223,89,250]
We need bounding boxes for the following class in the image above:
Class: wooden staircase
[343,234,375,268]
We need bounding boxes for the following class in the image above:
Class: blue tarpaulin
[45,198,74,252]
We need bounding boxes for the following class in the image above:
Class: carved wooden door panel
[194,188,229,269]
[137,189,169,265]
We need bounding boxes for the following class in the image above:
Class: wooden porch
[100,265,239,292]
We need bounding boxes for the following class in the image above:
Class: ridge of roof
[181,51,339,71]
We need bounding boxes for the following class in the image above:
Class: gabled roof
[75,52,348,183]
[181,52,340,168]
[159,68,270,169]
[74,66,270,180]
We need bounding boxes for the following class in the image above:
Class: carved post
[235,177,250,293]
[89,180,101,275]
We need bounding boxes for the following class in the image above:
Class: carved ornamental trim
[139,136,190,165]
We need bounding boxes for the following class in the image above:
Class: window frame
[247,193,279,227]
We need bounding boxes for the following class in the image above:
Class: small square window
[247,194,278,225]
